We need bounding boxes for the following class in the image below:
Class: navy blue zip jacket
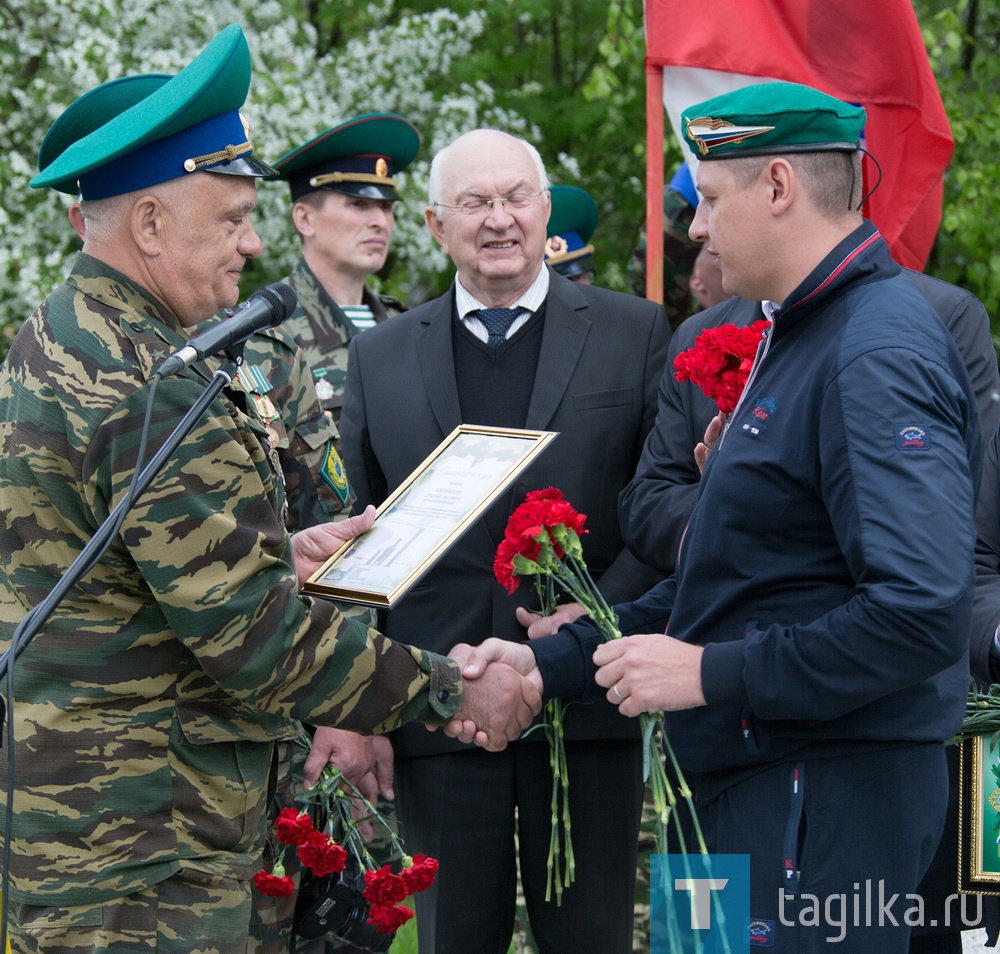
[532,222,982,776]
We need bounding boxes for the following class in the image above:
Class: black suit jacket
[341,269,670,755]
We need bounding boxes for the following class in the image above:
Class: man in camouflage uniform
[251,114,422,954]
[50,82,403,954]
[0,26,539,954]
[544,185,599,285]
[273,113,418,443]
[38,71,346,540]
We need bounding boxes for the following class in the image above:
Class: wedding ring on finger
[613,683,624,700]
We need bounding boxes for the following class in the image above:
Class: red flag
[645,0,953,270]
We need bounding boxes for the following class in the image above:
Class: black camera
[292,859,395,952]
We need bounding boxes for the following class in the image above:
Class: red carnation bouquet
[673,319,770,414]
[496,489,730,948]
[253,731,437,947]
[496,490,680,901]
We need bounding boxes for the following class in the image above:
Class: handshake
[439,638,543,752]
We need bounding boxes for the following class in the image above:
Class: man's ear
[765,158,795,216]
[424,205,448,251]
[131,195,165,256]
[291,201,315,239]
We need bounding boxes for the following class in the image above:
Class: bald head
[427,130,550,216]
[423,129,553,307]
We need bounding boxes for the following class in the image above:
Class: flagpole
[645,58,665,304]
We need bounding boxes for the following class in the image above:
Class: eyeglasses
[434,190,546,216]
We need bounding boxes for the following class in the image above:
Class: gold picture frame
[302,424,557,607]
[957,734,1000,894]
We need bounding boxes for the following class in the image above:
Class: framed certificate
[302,424,557,607]
[958,734,1000,894]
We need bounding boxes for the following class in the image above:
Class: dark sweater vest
[453,304,545,541]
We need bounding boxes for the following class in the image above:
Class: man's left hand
[515,602,585,639]
[593,633,706,716]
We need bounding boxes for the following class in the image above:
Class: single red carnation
[544,499,586,534]
[505,498,550,544]
[253,870,296,898]
[275,807,314,846]
[367,902,413,934]
[363,865,409,905]
[400,853,439,894]
[297,830,348,877]
[673,320,770,415]
[494,537,521,594]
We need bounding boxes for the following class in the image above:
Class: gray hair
[427,129,550,220]
[78,192,132,244]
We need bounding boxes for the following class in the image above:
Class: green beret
[545,185,598,279]
[275,113,421,203]
[31,24,277,198]
[681,81,865,160]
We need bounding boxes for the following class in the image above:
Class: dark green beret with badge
[274,112,421,203]
[545,185,598,281]
[31,23,277,198]
[682,81,866,160]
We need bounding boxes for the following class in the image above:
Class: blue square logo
[651,854,750,953]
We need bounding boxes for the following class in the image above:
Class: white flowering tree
[0,0,577,355]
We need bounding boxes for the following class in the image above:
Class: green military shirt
[238,328,352,529]
[0,253,460,906]
[282,257,404,434]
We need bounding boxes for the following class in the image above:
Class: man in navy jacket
[458,82,982,952]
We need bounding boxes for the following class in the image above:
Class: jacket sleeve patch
[895,424,930,450]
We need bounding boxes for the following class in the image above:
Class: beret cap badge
[685,117,775,156]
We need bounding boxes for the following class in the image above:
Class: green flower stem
[543,697,576,903]
[513,526,727,949]
[292,733,406,875]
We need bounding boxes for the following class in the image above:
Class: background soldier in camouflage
[252,114,423,954]
[543,185,599,285]
[626,162,701,329]
[274,113,418,444]
[0,26,539,954]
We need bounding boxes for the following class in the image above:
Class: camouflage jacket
[627,187,700,330]
[240,328,353,529]
[0,254,460,906]
[282,257,403,432]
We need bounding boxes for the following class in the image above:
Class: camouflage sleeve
[88,374,461,734]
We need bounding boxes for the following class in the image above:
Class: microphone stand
[0,355,240,954]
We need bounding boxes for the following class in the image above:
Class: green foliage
[3,0,998,359]
[0,0,542,358]
[918,0,1000,335]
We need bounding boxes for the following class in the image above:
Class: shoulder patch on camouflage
[319,441,351,507]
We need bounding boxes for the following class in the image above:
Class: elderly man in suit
[340,128,670,954]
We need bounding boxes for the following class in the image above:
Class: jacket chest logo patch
[896,424,929,450]
[741,397,777,437]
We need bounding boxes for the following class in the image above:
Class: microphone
[156,282,297,377]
